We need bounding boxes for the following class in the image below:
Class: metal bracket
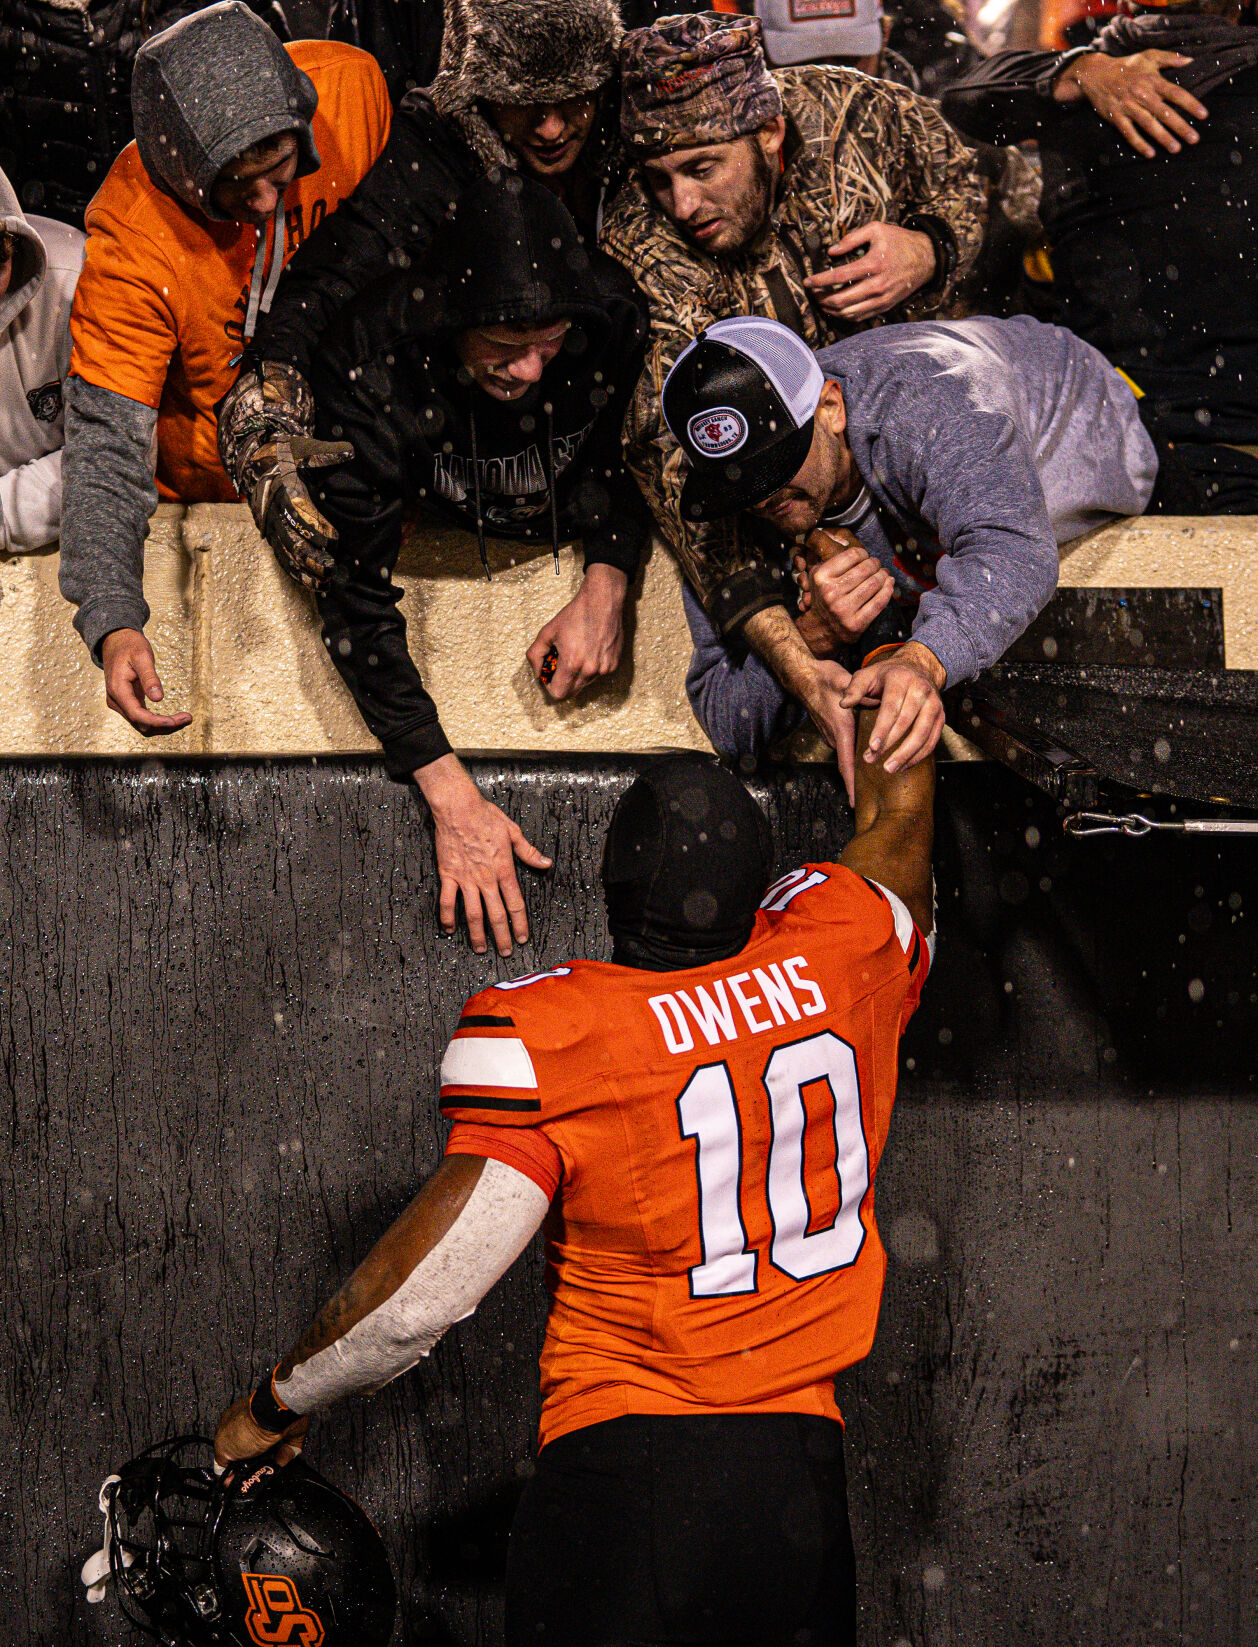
[947,684,1099,807]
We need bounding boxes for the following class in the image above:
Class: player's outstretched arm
[214,1153,549,1469]
[839,707,935,939]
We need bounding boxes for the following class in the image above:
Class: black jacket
[0,0,286,226]
[306,179,651,778]
[255,90,624,382]
[941,15,1258,448]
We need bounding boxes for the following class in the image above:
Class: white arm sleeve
[274,1157,550,1415]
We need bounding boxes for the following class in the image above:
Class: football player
[215,705,934,1647]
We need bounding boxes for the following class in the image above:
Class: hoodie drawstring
[469,406,490,581]
[543,401,560,576]
[243,198,286,345]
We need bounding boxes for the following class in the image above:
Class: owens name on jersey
[440,864,931,1448]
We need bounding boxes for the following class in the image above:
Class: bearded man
[600,11,988,748]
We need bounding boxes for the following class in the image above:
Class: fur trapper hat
[429,0,622,170]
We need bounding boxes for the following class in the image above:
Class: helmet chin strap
[80,1475,130,1604]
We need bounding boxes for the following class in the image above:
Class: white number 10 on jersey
[676,1030,869,1296]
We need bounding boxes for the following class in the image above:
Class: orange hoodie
[69,40,390,504]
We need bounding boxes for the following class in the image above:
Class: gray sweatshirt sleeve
[899,405,1060,685]
[683,582,807,759]
[58,375,158,664]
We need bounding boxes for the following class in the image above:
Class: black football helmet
[82,1436,396,1646]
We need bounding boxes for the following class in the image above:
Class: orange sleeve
[70,177,179,409]
[445,1120,563,1202]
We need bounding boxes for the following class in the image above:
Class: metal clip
[1064,811,1158,837]
[1064,811,1258,837]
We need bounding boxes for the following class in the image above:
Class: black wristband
[249,1368,294,1433]
[900,213,957,297]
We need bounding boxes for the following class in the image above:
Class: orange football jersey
[441,863,931,1450]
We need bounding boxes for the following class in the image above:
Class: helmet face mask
[104,1437,229,1645]
[94,1437,395,1647]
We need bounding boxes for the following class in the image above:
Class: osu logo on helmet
[242,1573,326,1646]
[687,406,748,458]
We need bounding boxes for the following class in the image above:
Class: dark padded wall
[0,757,1252,1646]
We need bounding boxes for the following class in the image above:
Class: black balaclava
[602,756,776,973]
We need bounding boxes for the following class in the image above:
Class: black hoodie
[306,175,650,779]
[941,13,1258,459]
[254,0,624,381]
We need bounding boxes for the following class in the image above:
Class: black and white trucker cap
[661,316,825,524]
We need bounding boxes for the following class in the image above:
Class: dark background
[0,756,1253,1646]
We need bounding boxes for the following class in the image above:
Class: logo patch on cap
[687,407,748,458]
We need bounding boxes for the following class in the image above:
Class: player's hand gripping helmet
[81,1436,396,1646]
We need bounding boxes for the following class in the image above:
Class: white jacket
[0,169,85,552]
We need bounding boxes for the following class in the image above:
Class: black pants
[505,1414,858,1647]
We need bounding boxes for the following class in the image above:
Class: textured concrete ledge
[1,505,710,759]
[0,506,1253,757]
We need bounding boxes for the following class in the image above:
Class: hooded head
[0,165,47,335]
[424,173,612,343]
[429,0,622,172]
[131,1,320,223]
[602,757,776,972]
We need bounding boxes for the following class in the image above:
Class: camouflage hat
[620,12,783,155]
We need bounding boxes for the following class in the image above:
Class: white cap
[666,316,825,443]
[754,0,884,66]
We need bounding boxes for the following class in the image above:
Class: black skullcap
[602,756,775,972]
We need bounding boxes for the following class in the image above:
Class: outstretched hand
[1055,49,1208,157]
[416,755,552,956]
[800,659,859,806]
[213,1394,308,1472]
[840,642,946,775]
[100,628,194,736]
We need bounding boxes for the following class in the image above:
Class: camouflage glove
[216,360,353,593]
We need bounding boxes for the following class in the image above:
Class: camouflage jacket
[601,65,988,635]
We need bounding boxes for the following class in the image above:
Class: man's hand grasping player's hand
[795,527,895,647]
[841,640,946,774]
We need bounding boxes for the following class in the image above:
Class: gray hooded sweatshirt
[686,315,1157,758]
[0,167,84,552]
[59,0,320,661]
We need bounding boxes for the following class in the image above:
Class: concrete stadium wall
[1,511,1255,1643]
[1,506,1255,759]
[0,757,1252,1647]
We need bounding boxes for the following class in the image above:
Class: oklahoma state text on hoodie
[0,167,84,551]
